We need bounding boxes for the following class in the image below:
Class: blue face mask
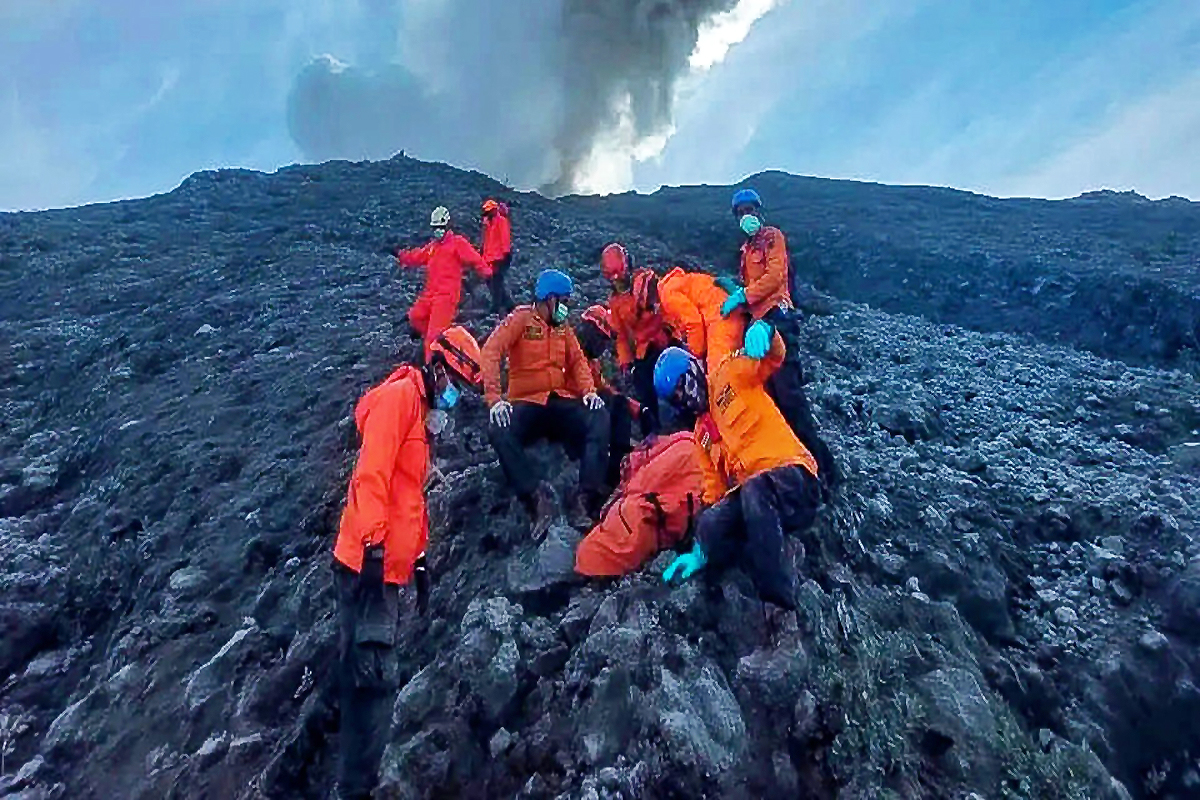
[437,382,460,410]
[739,214,762,237]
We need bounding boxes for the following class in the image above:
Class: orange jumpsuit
[397,231,491,358]
[333,366,430,585]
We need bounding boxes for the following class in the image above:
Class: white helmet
[430,206,451,227]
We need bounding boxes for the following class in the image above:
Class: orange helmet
[632,268,658,313]
[481,199,499,214]
[600,243,631,281]
[429,326,483,387]
[581,304,615,339]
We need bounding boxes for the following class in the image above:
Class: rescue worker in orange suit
[395,205,491,360]
[481,198,514,314]
[717,188,837,494]
[602,243,671,435]
[575,428,706,578]
[482,269,610,535]
[576,304,641,488]
[653,341,821,611]
[331,326,483,800]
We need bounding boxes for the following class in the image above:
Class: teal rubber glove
[663,543,707,584]
[720,288,747,318]
[714,276,742,295]
[744,320,772,359]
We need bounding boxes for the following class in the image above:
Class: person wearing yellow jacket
[652,338,821,610]
[332,326,483,799]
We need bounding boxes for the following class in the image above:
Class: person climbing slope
[602,243,671,435]
[653,342,822,611]
[482,269,610,536]
[330,326,483,800]
[480,198,514,314]
[576,304,642,489]
[575,427,705,578]
[718,188,838,492]
[395,205,491,359]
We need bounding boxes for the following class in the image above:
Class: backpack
[614,430,705,549]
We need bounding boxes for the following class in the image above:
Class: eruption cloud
[286,0,770,195]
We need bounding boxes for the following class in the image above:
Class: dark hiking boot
[531,481,558,541]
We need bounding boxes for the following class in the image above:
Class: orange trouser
[408,292,459,360]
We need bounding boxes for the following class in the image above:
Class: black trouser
[602,391,635,489]
[695,465,819,610]
[630,345,664,436]
[489,395,610,501]
[763,308,838,492]
[334,562,400,800]
[488,254,514,314]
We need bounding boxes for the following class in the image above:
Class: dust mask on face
[432,228,447,240]
[551,302,570,326]
[437,382,460,410]
[739,214,762,237]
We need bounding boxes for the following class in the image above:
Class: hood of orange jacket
[333,366,431,584]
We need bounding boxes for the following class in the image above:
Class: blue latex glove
[744,319,772,359]
[720,288,747,318]
[714,276,742,295]
[663,543,707,584]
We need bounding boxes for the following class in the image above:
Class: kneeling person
[482,269,609,536]
[654,341,821,610]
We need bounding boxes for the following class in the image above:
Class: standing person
[719,188,838,491]
[653,342,822,611]
[395,205,491,360]
[576,304,641,489]
[481,198,514,314]
[331,326,484,799]
[482,269,610,535]
[602,243,670,435]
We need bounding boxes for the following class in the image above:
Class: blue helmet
[731,188,762,213]
[654,347,695,399]
[535,269,573,301]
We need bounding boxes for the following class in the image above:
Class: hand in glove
[720,288,747,318]
[489,400,513,427]
[583,392,605,411]
[744,319,773,360]
[714,275,742,295]
[361,542,385,588]
[413,553,430,616]
[663,543,707,584]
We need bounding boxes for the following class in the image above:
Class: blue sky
[1,0,1197,210]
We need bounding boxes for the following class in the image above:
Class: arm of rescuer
[480,308,528,407]
[611,304,635,370]
[349,381,419,547]
[395,241,433,268]
[565,328,598,397]
[696,436,732,506]
[742,228,789,318]
[659,286,707,359]
[455,233,493,279]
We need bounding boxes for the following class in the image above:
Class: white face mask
[426,409,454,436]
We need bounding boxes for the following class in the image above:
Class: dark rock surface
[2,157,1199,798]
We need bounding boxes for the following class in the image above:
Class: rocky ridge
[1,156,1199,798]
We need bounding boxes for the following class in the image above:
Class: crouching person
[575,429,706,577]
[653,342,821,610]
[482,269,610,536]
[331,326,483,799]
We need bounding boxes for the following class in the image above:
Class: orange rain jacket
[610,271,670,368]
[739,226,792,320]
[693,337,818,504]
[397,230,492,303]
[333,366,430,585]
[481,204,512,264]
[482,305,595,406]
[576,431,705,576]
[657,267,744,370]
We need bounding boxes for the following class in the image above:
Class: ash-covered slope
[2,157,1200,799]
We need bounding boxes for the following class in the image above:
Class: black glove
[360,543,385,588]
[414,554,430,616]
